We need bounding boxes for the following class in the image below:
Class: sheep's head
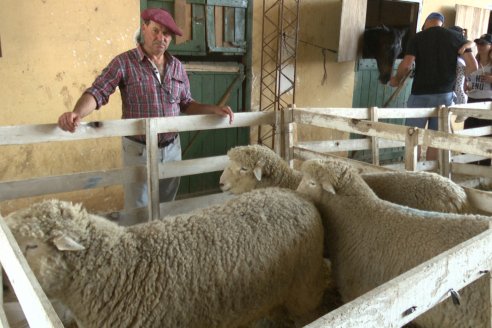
[3,200,87,298]
[220,145,285,194]
[297,159,361,203]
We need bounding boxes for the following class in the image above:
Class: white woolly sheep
[3,188,327,328]
[297,158,491,328]
[220,144,472,213]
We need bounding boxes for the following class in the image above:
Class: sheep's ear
[253,159,266,181]
[52,235,85,251]
[321,181,336,195]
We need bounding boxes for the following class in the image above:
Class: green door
[178,70,249,198]
[351,58,413,164]
[141,0,252,197]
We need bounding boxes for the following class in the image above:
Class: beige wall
[0,0,139,213]
[0,0,489,213]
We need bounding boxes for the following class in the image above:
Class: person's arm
[58,93,97,132]
[458,40,474,56]
[461,51,478,76]
[389,55,415,87]
[183,101,234,124]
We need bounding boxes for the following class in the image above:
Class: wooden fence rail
[1,104,492,327]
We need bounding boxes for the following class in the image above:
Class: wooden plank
[462,186,492,214]
[0,217,64,328]
[155,111,275,133]
[0,119,145,145]
[223,6,234,43]
[294,109,492,158]
[234,7,246,46]
[451,163,492,179]
[146,119,160,221]
[455,4,490,56]
[0,112,274,146]
[160,155,229,179]
[338,0,367,62]
[455,126,492,137]
[451,154,490,163]
[306,228,492,328]
[404,127,419,171]
[206,0,247,8]
[184,62,241,72]
[296,107,436,120]
[370,107,379,165]
[0,306,8,328]
[215,6,223,47]
[297,139,404,153]
[0,166,145,202]
[439,106,451,178]
[174,0,189,45]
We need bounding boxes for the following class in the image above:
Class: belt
[125,135,177,148]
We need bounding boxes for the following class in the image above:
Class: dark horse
[363,25,406,84]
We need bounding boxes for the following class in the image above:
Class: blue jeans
[405,92,453,130]
[121,136,181,224]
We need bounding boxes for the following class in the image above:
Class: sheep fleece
[298,158,491,328]
[4,188,325,328]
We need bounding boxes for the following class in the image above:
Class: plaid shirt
[86,46,193,143]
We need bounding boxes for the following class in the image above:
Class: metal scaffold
[258,0,300,151]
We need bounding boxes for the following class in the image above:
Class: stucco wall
[0,0,139,213]
[0,0,490,213]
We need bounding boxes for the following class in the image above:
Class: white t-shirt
[467,63,492,100]
[453,57,468,104]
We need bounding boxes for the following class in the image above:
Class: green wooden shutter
[351,58,413,164]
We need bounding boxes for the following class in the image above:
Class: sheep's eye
[239,167,248,173]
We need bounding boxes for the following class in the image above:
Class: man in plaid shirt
[58,8,234,224]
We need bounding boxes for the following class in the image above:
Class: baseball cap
[141,8,183,36]
[474,34,492,45]
[426,12,444,23]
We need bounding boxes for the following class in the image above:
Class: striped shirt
[86,46,193,143]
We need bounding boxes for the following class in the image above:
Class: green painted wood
[351,58,413,163]
[178,71,248,196]
[207,0,247,8]
[141,0,252,196]
[206,1,247,53]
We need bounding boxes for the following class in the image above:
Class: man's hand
[389,76,400,87]
[215,105,234,124]
[58,112,81,133]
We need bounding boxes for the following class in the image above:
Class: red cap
[141,8,183,36]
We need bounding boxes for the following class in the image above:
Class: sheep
[296,158,491,328]
[220,144,472,213]
[2,188,327,328]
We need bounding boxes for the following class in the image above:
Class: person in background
[465,34,492,126]
[389,12,477,161]
[449,26,474,123]
[58,8,234,224]
[464,33,492,165]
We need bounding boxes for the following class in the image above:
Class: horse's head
[363,26,407,84]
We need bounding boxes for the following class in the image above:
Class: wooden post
[146,118,160,221]
[0,261,7,328]
[438,105,451,178]
[490,221,492,328]
[405,127,419,171]
[282,105,295,164]
[274,109,282,156]
[370,106,380,166]
[0,217,64,327]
